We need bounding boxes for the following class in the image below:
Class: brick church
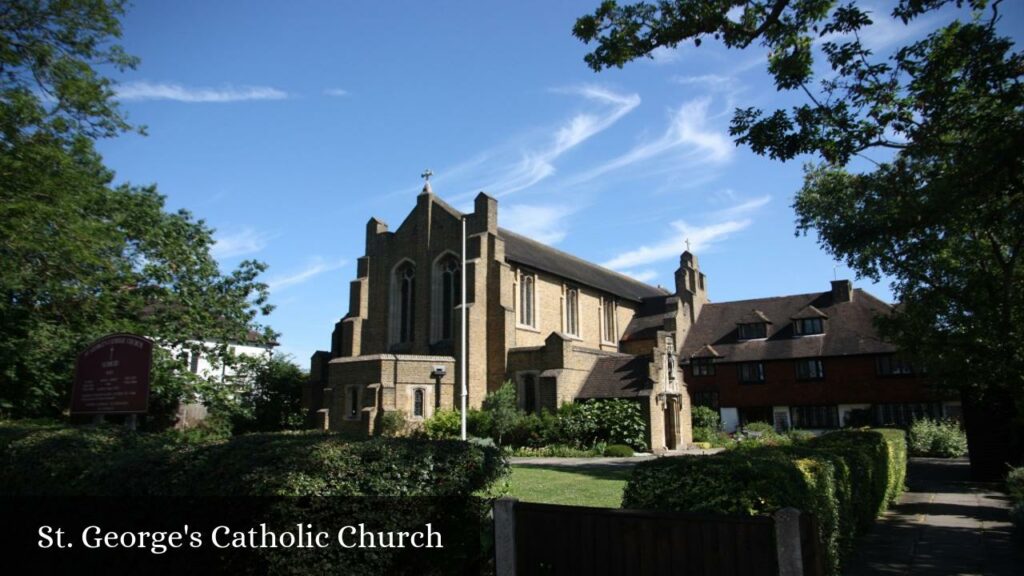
[305,179,956,451]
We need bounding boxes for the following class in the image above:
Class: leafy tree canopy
[1,0,276,419]
[574,1,1023,405]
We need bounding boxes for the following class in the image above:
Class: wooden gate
[494,499,823,576]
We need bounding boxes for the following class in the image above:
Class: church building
[305,180,698,452]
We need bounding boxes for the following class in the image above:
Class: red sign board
[71,334,153,415]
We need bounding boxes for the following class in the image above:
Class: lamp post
[460,215,467,440]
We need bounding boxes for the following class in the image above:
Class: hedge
[622,428,906,576]
[0,422,509,574]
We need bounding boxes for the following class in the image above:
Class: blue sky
[96,1,1024,364]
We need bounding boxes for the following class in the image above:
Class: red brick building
[675,279,959,432]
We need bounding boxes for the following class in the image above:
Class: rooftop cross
[685,238,691,252]
[421,169,433,182]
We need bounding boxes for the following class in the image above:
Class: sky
[95,0,1024,364]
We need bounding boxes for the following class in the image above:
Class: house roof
[792,304,829,320]
[577,355,652,399]
[681,288,896,362]
[736,309,773,324]
[498,227,668,303]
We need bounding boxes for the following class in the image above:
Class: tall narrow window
[565,288,580,336]
[738,362,766,383]
[602,297,616,342]
[433,255,461,341]
[519,273,535,327]
[348,387,359,418]
[413,389,424,418]
[392,261,416,344]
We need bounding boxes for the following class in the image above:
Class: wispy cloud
[116,81,288,102]
[603,195,770,270]
[621,269,658,283]
[570,97,733,186]
[604,219,751,270]
[647,45,682,65]
[500,203,577,245]
[212,228,271,259]
[267,258,346,292]
[323,88,348,97]
[476,85,640,198]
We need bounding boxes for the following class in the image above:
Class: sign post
[71,334,153,428]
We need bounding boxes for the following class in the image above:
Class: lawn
[504,464,633,508]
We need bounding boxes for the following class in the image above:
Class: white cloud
[500,204,576,245]
[672,74,738,91]
[648,45,682,65]
[712,194,771,218]
[267,258,346,292]
[323,88,348,97]
[604,219,751,270]
[571,97,734,185]
[212,228,271,259]
[116,81,288,103]
[621,269,658,283]
[480,86,641,197]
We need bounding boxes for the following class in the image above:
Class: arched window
[565,288,580,337]
[432,254,461,342]
[413,389,425,418]
[390,261,416,344]
[519,273,535,327]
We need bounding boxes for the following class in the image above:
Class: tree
[233,354,308,433]
[0,0,275,419]
[575,1,1023,472]
[481,381,520,445]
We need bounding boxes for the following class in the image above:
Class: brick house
[305,183,695,452]
[677,280,961,432]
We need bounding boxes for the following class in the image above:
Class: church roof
[576,355,652,399]
[498,228,667,303]
[680,289,897,362]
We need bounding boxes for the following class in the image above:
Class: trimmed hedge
[0,422,508,497]
[622,428,906,576]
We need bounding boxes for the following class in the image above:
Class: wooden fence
[494,499,824,576]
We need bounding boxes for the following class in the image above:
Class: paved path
[844,457,1022,576]
[508,447,723,468]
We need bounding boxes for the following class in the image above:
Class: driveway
[844,457,1022,575]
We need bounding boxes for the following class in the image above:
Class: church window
[347,387,359,419]
[432,254,461,342]
[602,297,616,343]
[390,261,416,344]
[413,389,424,418]
[519,273,535,327]
[565,288,580,337]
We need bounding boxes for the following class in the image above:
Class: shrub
[378,410,406,437]
[691,406,720,430]
[604,444,634,457]
[622,428,908,576]
[908,418,968,457]
[482,382,520,445]
[422,408,461,440]
[556,399,647,451]
[510,444,599,458]
[1007,466,1024,503]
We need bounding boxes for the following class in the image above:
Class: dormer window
[737,322,767,340]
[794,317,824,336]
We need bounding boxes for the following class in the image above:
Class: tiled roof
[792,304,829,319]
[499,228,668,303]
[577,355,652,399]
[620,295,670,341]
[736,309,773,324]
[681,289,896,362]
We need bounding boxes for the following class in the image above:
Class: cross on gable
[421,169,433,182]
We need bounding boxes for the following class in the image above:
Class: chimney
[831,280,853,303]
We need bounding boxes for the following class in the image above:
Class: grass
[504,464,633,508]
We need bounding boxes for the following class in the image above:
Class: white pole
[460,215,468,440]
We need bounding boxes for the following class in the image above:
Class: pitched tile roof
[681,289,896,362]
[577,355,652,399]
[499,227,668,303]
[620,295,670,341]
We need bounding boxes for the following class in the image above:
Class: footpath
[844,457,1022,575]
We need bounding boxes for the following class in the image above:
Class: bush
[510,444,599,458]
[622,428,907,576]
[604,444,634,457]
[482,382,520,445]
[422,409,461,440]
[691,406,720,430]
[556,399,647,451]
[908,418,968,457]
[378,410,406,437]
[0,422,510,573]
[1007,466,1024,502]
